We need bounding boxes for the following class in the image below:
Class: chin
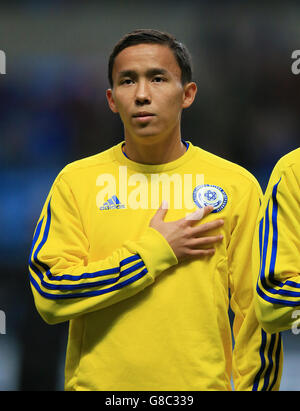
[131,128,161,140]
[134,132,164,143]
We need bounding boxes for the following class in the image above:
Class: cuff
[124,227,178,280]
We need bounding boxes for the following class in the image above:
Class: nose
[135,80,151,106]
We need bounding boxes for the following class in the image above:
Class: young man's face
[106,43,196,144]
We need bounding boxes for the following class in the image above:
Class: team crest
[193,184,228,213]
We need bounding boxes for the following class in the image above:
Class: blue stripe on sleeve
[257,178,300,305]
[269,179,281,286]
[30,268,148,300]
[29,196,148,299]
[258,217,264,274]
[259,201,270,291]
[269,334,282,391]
[252,330,281,391]
[261,333,276,390]
[252,329,267,391]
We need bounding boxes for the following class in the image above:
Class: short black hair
[108,29,193,87]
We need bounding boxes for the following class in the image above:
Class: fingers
[151,201,169,223]
[190,218,224,235]
[150,203,224,261]
[185,205,214,223]
[201,205,215,219]
[187,235,223,248]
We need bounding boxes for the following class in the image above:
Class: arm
[29,176,178,324]
[229,181,283,391]
[253,163,300,333]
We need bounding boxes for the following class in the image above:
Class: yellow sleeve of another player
[253,160,300,334]
[29,175,177,325]
[228,180,282,391]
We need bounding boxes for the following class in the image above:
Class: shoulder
[271,148,300,176]
[63,146,115,174]
[193,145,262,194]
[265,148,300,194]
[53,145,117,186]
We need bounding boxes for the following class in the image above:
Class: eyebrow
[118,68,169,79]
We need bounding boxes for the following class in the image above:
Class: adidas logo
[99,195,126,210]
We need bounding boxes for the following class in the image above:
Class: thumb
[185,205,214,222]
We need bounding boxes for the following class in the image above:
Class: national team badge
[193,184,228,213]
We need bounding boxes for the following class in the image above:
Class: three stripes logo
[99,195,126,210]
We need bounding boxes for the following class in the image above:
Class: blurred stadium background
[0,0,299,390]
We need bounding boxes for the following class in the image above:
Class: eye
[152,76,165,83]
[120,78,134,85]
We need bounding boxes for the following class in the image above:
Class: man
[29,29,282,390]
[253,147,300,334]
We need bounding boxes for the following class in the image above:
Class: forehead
[112,43,181,79]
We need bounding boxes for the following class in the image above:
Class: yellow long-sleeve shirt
[29,141,282,391]
[253,147,300,334]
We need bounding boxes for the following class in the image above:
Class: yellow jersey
[253,147,300,334]
[29,141,282,391]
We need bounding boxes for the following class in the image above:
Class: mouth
[132,112,155,122]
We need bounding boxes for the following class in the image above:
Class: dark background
[0,0,299,390]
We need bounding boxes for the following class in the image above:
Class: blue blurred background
[0,0,299,390]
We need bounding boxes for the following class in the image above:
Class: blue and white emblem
[193,184,228,213]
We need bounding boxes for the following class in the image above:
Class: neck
[122,132,187,165]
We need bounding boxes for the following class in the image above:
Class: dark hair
[108,29,193,87]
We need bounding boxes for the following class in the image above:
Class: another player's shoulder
[272,147,300,175]
[266,148,300,195]
[193,145,261,192]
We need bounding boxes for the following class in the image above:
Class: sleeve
[29,175,178,325]
[228,180,283,391]
[253,162,300,334]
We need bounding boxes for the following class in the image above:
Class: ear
[106,89,118,113]
[182,82,197,109]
